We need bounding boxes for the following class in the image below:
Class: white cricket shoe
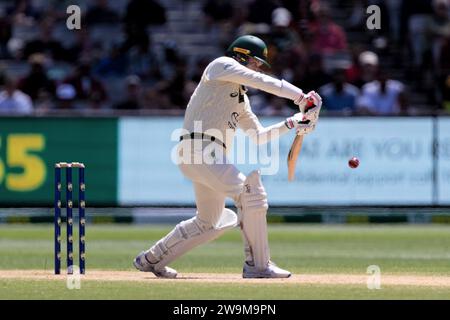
[242,261,291,278]
[133,251,177,278]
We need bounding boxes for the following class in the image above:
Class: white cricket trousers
[178,154,245,228]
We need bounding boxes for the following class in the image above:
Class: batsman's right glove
[301,91,322,121]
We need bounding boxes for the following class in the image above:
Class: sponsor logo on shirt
[228,112,239,130]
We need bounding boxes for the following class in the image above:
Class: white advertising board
[119,117,434,205]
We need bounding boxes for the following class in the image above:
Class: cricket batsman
[134,35,322,278]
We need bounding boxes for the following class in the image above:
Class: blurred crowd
[0,0,449,116]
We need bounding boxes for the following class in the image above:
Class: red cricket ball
[348,157,359,169]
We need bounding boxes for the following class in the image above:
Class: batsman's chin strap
[180,132,227,149]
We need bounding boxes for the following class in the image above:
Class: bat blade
[287,134,304,181]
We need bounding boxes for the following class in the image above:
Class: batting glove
[285,112,316,135]
[302,91,322,121]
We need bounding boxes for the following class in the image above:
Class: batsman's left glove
[285,112,316,135]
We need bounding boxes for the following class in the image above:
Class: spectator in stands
[143,84,171,110]
[400,0,433,45]
[0,8,12,58]
[0,76,33,114]
[345,45,363,85]
[401,0,433,73]
[159,41,182,81]
[64,61,107,109]
[171,59,192,108]
[55,83,76,109]
[22,18,66,61]
[346,0,365,30]
[18,53,55,101]
[85,0,120,26]
[268,7,306,77]
[7,0,41,27]
[269,7,300,53]
[34,88,55,111]
[293,53,331,93]
[127,36,161,83]
[202,0,235,44]
[114,75,143,110]
[427,0,450,69]
[357,70,408,115]
[429,0,450,111]
[65,28,98,62]
[307,1,347,54]
[94,45,128,76]
[385,0,402,44]
[349,50,379,88]
[122,0,166,51]
[319,67,359,115]
[6,38,25,60]
[160,59,190,109]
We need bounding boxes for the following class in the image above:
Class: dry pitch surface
[2,270,450,287]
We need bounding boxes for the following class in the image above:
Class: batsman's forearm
[211,58,303,102]
[227,71,303,102]
[247,120,291,145]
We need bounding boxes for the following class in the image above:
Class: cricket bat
[287,134,304,181]
[287,96,318,181]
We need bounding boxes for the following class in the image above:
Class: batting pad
[149,209,238,269]
[239,170,270,269]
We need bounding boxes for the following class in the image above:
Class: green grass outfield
[0,224,449,299]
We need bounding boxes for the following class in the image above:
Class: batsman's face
[246,57,263,72]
